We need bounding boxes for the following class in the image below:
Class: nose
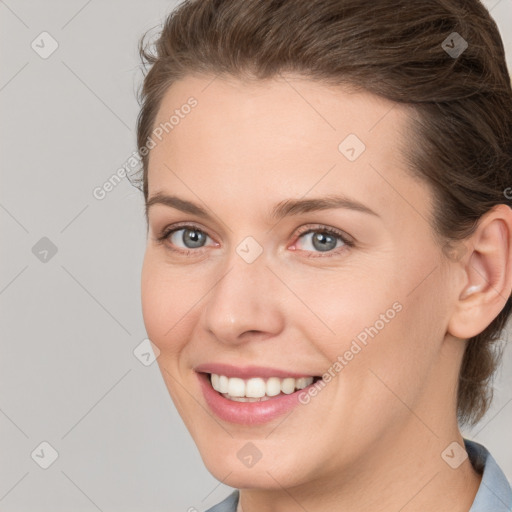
[199,247,286,346]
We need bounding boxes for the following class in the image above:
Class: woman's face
[141,74,460,489]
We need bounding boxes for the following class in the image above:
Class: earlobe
[447,204,512,340]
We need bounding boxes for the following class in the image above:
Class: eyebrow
[145,192,379,221]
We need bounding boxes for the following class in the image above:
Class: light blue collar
[465,438,512,511]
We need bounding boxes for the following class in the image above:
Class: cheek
[289,261,443,407]
[286,265,397,357]
[141,253,201,418]
[140,251,195,355]
[341,276,447,424]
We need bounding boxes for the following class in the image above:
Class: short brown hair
[135,0,512,426]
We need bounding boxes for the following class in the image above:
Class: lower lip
[197,372,314,425]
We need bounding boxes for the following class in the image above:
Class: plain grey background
[1,1,511,510]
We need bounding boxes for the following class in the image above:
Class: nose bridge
[200,241,284,344]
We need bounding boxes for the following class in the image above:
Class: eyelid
[293,224,354,243]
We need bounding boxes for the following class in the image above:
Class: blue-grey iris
[183,229,206,248]
[312,232,337,252]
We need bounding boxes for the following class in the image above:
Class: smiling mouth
[207,373,322,402]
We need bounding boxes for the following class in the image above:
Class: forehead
[147,73,430,226]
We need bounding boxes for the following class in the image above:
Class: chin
[205,459,299,489]
[195,436,310,490]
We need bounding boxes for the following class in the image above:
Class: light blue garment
[205,438,512,511]
[465,439,512,511]
[206,489,239,512]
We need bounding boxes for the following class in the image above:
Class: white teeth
[227,377,245,398]
[209,373,314,399]
[281,377,296,394]
[295,377,311,390]
[218,375,229,393]
[246,378,266,398]
[266,377,282,397]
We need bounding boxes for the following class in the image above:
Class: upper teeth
[210,374,314,398]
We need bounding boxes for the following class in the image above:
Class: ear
[448,204,512,339]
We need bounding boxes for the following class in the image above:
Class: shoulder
[465,438,512,512]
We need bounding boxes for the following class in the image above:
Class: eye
[292,225,353,256]
[156,224,216,253]
[155,223,353,257]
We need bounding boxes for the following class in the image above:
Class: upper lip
[194,363,318,379]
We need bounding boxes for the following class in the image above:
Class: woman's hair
[135,0,512,427]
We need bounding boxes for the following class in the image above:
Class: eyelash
[155,222,355,258]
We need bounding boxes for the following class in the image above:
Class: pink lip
[194,363,315,379]
[196,371,318,425]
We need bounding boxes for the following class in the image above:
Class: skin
[140,73,512,512]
